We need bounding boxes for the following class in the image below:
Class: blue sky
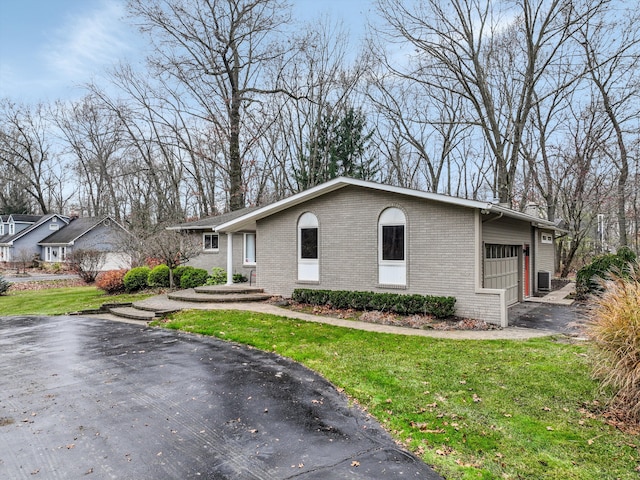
[0,0,373,103]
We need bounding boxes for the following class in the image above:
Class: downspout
[481,209,504,224]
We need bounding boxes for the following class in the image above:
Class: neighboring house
[210,177,560,327]
[168,207,260,282]
[0,214,70,264]
[38,216,131,271]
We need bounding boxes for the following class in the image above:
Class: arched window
[298,212,319,281]
[378,207,406,285]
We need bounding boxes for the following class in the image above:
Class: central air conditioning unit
[538,271,551,291]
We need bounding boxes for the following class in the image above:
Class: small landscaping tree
[68,248,106,283]
[15,248,32,274]
[0,275,11,295]
[139,229,202,288]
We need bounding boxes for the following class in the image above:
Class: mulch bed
[283,301,499,331]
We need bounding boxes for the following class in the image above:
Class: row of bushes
[96,265,247,294]
[291,288,456,318]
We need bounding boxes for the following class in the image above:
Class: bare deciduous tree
[128,0,294,211]
[0,100,61,214]
[375,0,600,204]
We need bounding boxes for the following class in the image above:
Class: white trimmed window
[203,233,219,251]
[45,246,52,262]
[378,207,406,286]
[298,212,319,281]
[244,233,256,265]
[9,223,15,235]
[60,247,67,261]
[541,232,553,244]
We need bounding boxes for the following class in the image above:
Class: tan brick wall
[257,185,505,324]
[186,232,255,280]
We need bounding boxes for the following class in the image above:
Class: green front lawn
[159,310,639,479]
[2,287,637,478]
[0,286,152,315]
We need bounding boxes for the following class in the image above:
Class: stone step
[168,289,272,303]
[109,306,157,321]
[193,285,265,295]
[131,301,181,315]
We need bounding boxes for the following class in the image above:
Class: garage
[484,244,520,305]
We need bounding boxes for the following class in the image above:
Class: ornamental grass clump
[586,262,640,424]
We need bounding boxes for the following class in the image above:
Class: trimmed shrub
[576,246,637,299]
[0,275,11,295]
[172,266,194,287]
[95,269,127,294]
[586,262,640,423]
[148,264,171,288]
[206,267,227,285]
[180,268,210,289]
[292,289,456,319]
[123,266,151,292]
[233,273,248,283]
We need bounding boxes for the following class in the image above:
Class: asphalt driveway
[0,316,440,479]
[508,302,587,334]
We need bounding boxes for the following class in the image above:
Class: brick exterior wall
[256,185,505,325]
[186,232,256,281]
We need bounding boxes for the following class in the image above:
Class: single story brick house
[168,207,260,283]
[210,177,559,327]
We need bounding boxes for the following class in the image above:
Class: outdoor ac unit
[538,271,551,291]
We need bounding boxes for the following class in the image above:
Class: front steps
[168,285,272,303]
[106,285,271,322]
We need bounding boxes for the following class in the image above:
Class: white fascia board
[215,176,559,233]
[216,178,350,232]
[488,205,558,228]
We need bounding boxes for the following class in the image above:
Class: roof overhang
[215,177,560,233]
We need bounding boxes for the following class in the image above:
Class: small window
[244,233,256,265]
[60,247,67,261]
[9,223,15,235]
[541,233,553,244]
[49,223,59,231]
[203,233,219,251]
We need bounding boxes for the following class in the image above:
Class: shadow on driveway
[0,316,441,479]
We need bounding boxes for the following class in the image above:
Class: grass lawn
[158,309,640,479]
[0,286,152,315]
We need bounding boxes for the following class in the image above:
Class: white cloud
[45,0,133,79]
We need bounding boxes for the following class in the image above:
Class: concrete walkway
[92,292,571,341]
[523,281,575,306]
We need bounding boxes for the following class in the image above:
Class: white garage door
[484,245,519,305]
